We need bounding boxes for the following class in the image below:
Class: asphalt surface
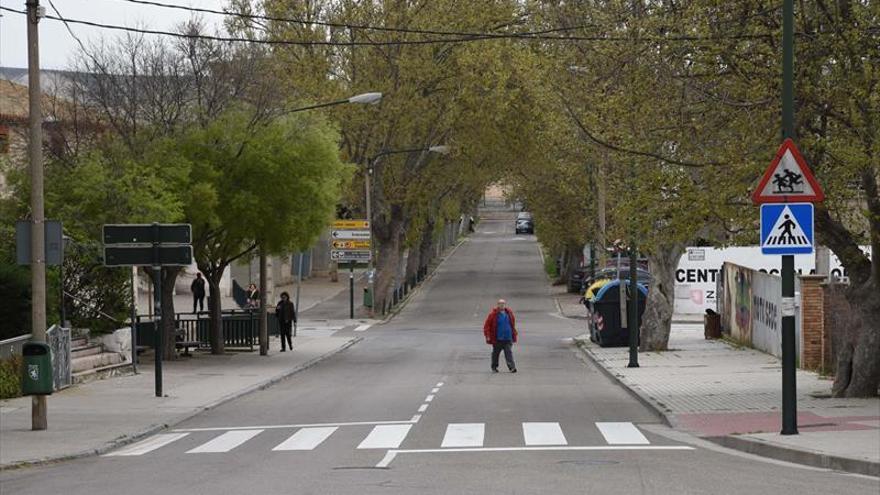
[2,213,877,494]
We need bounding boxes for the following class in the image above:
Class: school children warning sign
[752,139,824,204]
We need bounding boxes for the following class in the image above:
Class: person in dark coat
[275,291,296,352]
[246,283,260,309]
[191,272,206,313]
[483,299,518,373]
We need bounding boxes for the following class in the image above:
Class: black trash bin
[21,342,53,395]
[588,280,647,347]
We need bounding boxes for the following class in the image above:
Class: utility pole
[259,247,268,356]
[780,0,798,436]
[27,0,48,431]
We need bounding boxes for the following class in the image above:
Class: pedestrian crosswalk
[105,421,661,458]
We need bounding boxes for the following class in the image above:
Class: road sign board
[104,245,193,267]
[330,250,372,262]
[752,139,825,204]
[103,224,192,245]
[16,220,63,266]
[331,220,369,230]
[331,229,371,240]
[761,203,814,255]
[332,240,371,250]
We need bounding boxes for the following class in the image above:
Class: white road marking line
[375,446,694,468]
[441,423,485,448]
[522,422,568,446]
[272,427,337,451]
[431,387,440,393]
[417,404,429,412]
[172,419,415,432]
[425,395,435,402]
[186,429,263,453]
[410,414,422,423]
[376,451,398,468]
[357,424,413,449]
[104,433,190,456]
[353,324,372,332]
[436,382,444,387]
[596,422,650,445]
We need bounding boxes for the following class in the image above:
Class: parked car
[515,212,534,234]
[581,267,653,295]
[568,267,588,293]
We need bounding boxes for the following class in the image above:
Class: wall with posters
[718,262,799,359]
[673,246,871,314]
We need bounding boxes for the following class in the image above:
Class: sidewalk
[556,289,880,476]
[0,274,371,469]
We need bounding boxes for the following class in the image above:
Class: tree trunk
[206,275,224,355]
[405,243,420,285]
[159,267,181,360]
[640,243,684,352]
[418,219,436,274]
[833,279,880,397]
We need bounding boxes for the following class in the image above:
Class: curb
[572,338,672,427]
[572,337,879,477]
[706,435,880,477]
[1,336,363,471]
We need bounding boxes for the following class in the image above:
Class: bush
[0,262,31,340]
[0,355,23,399]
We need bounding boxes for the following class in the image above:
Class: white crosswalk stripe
[108,421,653,456]
[105,433,190,456]
[522,422,568,446]
[357,424,413,449]
[273,427,338,451]
[441,423,485,448]
[595,422,650,445]
[186,430,264,453]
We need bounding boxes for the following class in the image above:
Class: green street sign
[104,245,193,267]
[103,224,191,245]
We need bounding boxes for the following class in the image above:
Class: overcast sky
[0,0,227,69]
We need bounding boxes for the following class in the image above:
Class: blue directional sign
[761,203,814,255]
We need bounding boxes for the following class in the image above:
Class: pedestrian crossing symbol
[761,203,814,255]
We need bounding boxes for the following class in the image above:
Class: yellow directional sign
[332,240,371,250]
[332,220,369,230]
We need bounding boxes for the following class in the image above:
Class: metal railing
[135,309,281,352]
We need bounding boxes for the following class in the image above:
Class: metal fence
[135,310,281,352]
[0,326,71,391]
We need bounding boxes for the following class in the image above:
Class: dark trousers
[193,295,204,313]
[491,341,515,370]
[280,322,293,350]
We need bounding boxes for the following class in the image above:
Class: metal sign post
[102,223,192,398]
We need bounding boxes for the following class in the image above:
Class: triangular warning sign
[763,205,811,248]
[752,139,824,204]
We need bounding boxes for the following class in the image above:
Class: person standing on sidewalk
[191,272,206,313]
[246,283,260,309]
[483,299,518,373]
[275,292,296,352]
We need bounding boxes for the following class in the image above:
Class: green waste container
[363,287,373,308]
[21,342,53,395]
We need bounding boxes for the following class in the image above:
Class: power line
[113,0,583,39]
[0,6,798,48]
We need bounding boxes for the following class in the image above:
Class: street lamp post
[257,92,382,356]
[365,145,449,316]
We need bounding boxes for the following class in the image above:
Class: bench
[174,329,201,357]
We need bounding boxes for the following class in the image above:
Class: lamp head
[348,92,383,105]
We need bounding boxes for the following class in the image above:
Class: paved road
[2,214,877,494]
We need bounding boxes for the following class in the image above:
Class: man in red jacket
[483,299,518,373]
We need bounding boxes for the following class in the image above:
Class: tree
[164,109,351,353]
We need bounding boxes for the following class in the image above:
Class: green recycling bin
[363,287,373,308]
[21,342,53,395]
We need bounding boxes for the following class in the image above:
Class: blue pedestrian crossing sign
[761,203,814,255]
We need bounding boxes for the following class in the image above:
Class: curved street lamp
[364,144,450,315]
[258,92,383,355]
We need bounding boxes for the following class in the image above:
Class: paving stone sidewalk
[555,287,880,476]
[1,274,375,469]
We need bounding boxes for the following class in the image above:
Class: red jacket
[483,307,518,344]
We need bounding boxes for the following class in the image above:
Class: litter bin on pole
[21,342,53,395]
